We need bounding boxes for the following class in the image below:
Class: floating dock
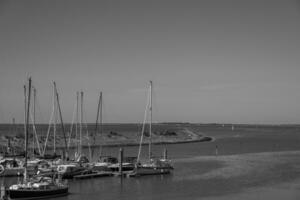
[73,171,113,179]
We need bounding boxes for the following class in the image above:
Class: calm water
[2,131,300,200]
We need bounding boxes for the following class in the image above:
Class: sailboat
[90,92,135,173]
[90,92,113,171]
[129,81,173,177]
[0,89,37,177]
[0,120,23,177]
[4,78,69,200]
[57,91,87,179]
[40,82,62,160]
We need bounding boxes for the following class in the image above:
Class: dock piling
[119,148,123,178]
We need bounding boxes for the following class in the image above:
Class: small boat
[4,78,69,200]
[129,158,173,177]
[0,158,37,177]
[92,156,117,172]
[0,158,25,177]
[27,159,58,177]
[57,163,86,179]
[57,155,89,179]
[5,176,68,200]
[108,156,136,172]
[129,81,174,177]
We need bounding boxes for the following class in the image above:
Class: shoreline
[45,135,214,151]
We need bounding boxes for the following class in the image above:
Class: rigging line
[43,106,54,156]
[94,92,102,145]
[42,86,55,156]
[67,99,77,149]
[137,86,151,163]
[34,92,45,125]
[54,82,69,159]
[151,86,159,122]
[98,93,104,158]
[29,111,41,155]
[32,86,36,155]
[93,91,102,159]
[83,106,92,161]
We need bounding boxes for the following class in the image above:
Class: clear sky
[1,0,300,124]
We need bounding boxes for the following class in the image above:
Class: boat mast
[100,92,103,137]
[76,92,79,158]
[24,77,32,183]
[149,81,152,161]
[53,82,68,160]
[24,85,27,144]
[94,91,102,158]
[80,91,83,157]
[32,87,36,155]
[137,82,151,163]
[53,84,57,154]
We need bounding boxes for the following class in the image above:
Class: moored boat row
[0,79,174,200]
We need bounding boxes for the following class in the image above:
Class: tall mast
[53,84,56,154]
[99,92,103,155]
[148,81,152,161]
[53,82,68,160]
[80,91,83,156]
[24,77,32,183]
[137,82,151,163]
[33,87,36,155]
[76,92,79,157]
[100,92,103,137]
[94,91,102,158]
[23,84,27,158]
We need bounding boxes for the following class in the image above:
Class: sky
[1,0,300,124]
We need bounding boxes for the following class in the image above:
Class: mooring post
[119,148,123,177]
[0,184,5,200]
[163,148,168,160]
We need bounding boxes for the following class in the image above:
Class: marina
[1,124,300,200]
[1,0,300,199]
[2,127,300,199]
[0,78,177,200]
